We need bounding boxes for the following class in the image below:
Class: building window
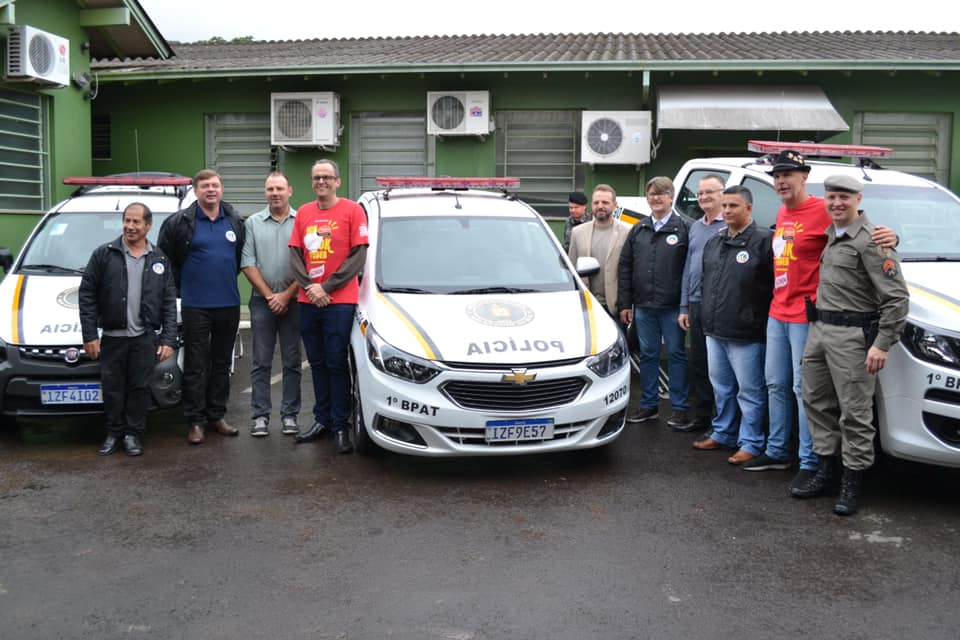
[204,113,272,216]
[853,112,953,186]
[0,88,49,212]
[495,111,583,218]
[92,114,111,161]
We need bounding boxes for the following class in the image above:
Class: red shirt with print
[290,198,369,304]
[769,195,830,323]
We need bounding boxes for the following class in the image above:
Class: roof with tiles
[91,31,960,74]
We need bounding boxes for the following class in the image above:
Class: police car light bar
[375,177,521,189]
[748,140,893,159]
[63,176,193,187]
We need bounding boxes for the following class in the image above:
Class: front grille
[436,421,589,446]
[925,388,960,405]
[441,377,587,411]
[18,345,90,364]
[442,357,584,371]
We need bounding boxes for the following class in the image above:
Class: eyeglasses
[311,175,338,182]
[646,192,669,198]
[697,189,722,197]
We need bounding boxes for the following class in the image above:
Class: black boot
[790,455,839,498]
[834,467,864,516]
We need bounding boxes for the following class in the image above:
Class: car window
[808,183,960,259]
[19,211,172,273]
[676,169,731,219]
[742,176,781,230]
[376,215,577,293]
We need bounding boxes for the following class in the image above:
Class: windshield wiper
[20,263,85,275]
[378,286,434,294]
[449,286,539,294]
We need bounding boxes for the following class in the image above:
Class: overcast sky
[139,0,959,42]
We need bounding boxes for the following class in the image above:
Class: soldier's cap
[568,191,588,205]
[766,149,812,174]
[823,174,863,193]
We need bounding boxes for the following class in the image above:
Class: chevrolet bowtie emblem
[502,368,536,385]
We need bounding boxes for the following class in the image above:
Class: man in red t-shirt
[289,159,369,453]
[742,150,896,493]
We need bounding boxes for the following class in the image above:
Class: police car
[0,175,193,420]
[348,177,630,456]
[671,141,960,468]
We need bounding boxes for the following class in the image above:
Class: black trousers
[181,306,240,424]
[688,302,715,423]
[100,333,157,437]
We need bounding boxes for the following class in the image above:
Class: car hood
[902,263,960,329]
[0,274,83,345]
[363,290,619,364]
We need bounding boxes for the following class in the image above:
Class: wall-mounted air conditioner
[580,111,652,165]
[270,92,341,147]
[427,91,491,135]
[4,25,70,87]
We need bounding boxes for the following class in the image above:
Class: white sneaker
[251,416,269,437]
[280,416,299,435]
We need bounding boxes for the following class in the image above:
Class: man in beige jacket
[568,184,631,318]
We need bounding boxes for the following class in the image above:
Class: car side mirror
[0,248,12,274]
[575,256,601,278]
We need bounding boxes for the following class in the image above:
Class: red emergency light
[748,140,893,159]
[63,176,193,187]
[375,177,521,189]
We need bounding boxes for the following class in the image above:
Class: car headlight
[366,324,441,383]
[902,323,960,368]
[586,331,629,377]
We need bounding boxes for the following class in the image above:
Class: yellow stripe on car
[907,282,960,315]
[581,291,598,356]
[375,292,439,360]
[11,275,25,344]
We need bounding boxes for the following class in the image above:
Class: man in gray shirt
[241,172,302,437]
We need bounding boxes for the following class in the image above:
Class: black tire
[348,348,377,455]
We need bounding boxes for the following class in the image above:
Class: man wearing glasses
[678,175,727,433]
[289,160,369,454]
[618,176,691,428]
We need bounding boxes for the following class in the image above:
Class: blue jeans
[764,318,818,470]
[298,302,356,433]
[249,295,302,421]
[706,336,766,454]
[634,306,688,411]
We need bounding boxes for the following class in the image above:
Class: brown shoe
[187,423,206,445]
[692,436,728,451]
[208,419,239,436]
[727,449,756,465]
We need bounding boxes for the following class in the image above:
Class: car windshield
[808,183,960,260]
[376,215,576,294]
[18,211,171,274]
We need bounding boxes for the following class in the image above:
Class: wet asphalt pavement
[2,329,959,639]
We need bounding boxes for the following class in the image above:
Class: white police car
[0,175,193,420]
[672,141,960,468]
[348,177,630,456]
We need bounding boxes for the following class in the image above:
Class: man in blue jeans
[618,176,691,428]
[289,160,369,454]
[241,172,302,437]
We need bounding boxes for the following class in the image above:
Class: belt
[817,309,879,328]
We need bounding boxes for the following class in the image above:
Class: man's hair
[645,176,674,196]
[723,185,753,205]
[592,183,617,199]
[193,168,222,189]
[699,174,726,189]
[123,202,152,224]
[265,171,291,186]
[312,159,340,178]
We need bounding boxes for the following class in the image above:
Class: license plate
[485,418,555,442]
[39,383,102,405]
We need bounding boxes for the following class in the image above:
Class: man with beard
[568,184,630,318]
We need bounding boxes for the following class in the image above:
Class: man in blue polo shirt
[159,169,245,445]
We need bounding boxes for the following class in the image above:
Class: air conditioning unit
[427,91,491,135]
[270,92,341,147]
[4,25,70,87]
[581,111,652,165]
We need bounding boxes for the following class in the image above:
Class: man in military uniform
[792,175,909,515]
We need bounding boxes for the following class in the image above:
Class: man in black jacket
[618,176,691,427]
[79,203,177,456]
[692,186,773,467]
[158,169,245,445]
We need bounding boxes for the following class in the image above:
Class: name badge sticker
[152,262,165,275]
[736,251,749,264]
[666,234,679,246]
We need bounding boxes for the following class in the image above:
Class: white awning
[656,85,849,133]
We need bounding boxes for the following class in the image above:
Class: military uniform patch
[882,258,899,279]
